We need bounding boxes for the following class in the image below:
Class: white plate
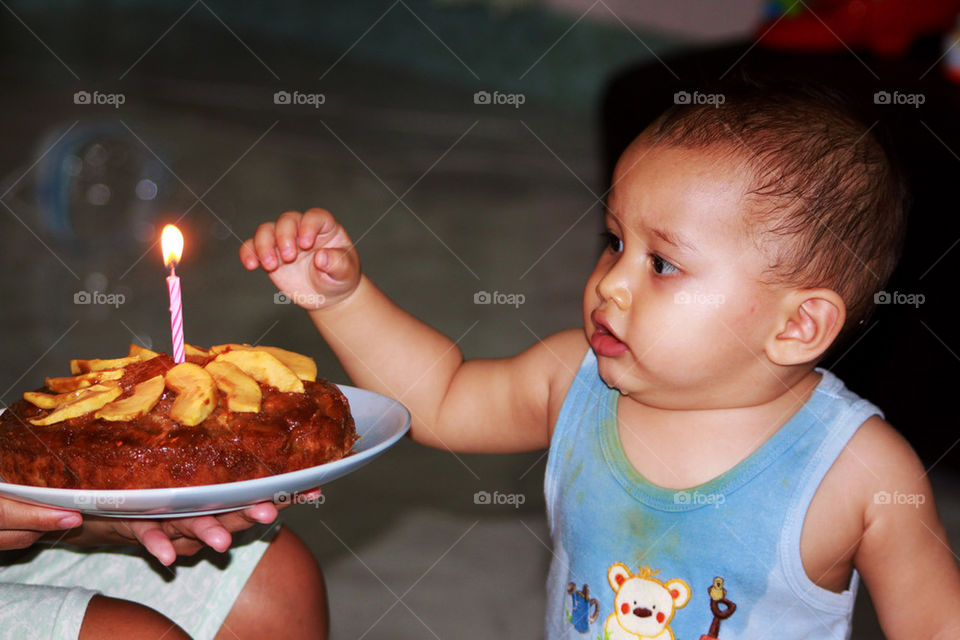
[0,385,410,518]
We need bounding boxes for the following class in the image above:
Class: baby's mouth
[590,311,628,357]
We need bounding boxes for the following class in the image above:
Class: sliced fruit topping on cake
[213,349,305,393]
[69,356,140,375]
[165,362,218,426]
[128,344,160,361]
[28,383,123,426]
[204,360,262,412]
[45,369,124,393]
[94,375,165,421]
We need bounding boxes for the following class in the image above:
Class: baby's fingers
[252,221,280,271]
[274,211,303,263]
[314,247,357,283]
[239,238,260,270]
[298,208,338,250]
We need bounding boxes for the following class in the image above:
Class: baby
[241,84,960,639]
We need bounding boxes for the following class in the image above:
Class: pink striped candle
[166,267,185,363]
[161,225,186,364]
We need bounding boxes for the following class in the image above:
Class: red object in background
[756,0,960,57]
[946,19,960,83]
[947,62,960,83]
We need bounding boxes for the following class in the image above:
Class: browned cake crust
[0,355,357,489]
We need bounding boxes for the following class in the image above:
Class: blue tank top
[544,350,882,640]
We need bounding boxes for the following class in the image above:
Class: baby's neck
[615,368,823,490]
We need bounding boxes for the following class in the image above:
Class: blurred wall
[546,0,767,40]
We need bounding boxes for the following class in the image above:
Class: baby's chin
[597,365,701,408]
[600,376,630,396]
[596,363,637,397]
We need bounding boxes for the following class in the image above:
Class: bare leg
[215,526,328,640]
[79,595,192,640]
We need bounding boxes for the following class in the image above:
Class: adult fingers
[299,487,323,501]
[0,530,44,550]
[126,520,177,566]
[169,538,205,557]
[165,516,231,553]
[238,502,279,524]
[203,502,278,538]
[0,498,81,533]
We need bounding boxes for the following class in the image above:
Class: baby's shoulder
[802,414,927,589]
[815,414,926,516]
[838,414,925,486]
[533,329,589,435]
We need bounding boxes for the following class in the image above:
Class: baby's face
[582,140,788,408]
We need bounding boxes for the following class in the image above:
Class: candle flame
[161,225,184,268]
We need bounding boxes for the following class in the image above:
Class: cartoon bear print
[603,563,690,640]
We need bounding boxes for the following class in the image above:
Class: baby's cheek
[656,611,665,623]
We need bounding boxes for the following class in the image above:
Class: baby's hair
[645,81,909,357]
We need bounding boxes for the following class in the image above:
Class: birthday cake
[0,344,356,489]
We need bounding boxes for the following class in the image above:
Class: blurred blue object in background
[32,121,166,249]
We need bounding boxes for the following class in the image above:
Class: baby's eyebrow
[606,208,700,256]
[650,226,699,255]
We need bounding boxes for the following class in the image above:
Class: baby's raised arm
[240,209,583,453]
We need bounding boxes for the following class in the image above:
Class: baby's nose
[596,268,632,310]
[608,287,631,310]
[633,606,651,618]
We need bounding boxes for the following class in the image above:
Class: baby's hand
[240,209,360,310]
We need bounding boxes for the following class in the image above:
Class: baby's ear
[766,288,845,366]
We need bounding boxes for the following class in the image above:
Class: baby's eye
[601,231,623,253]
[651,254,679,275]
